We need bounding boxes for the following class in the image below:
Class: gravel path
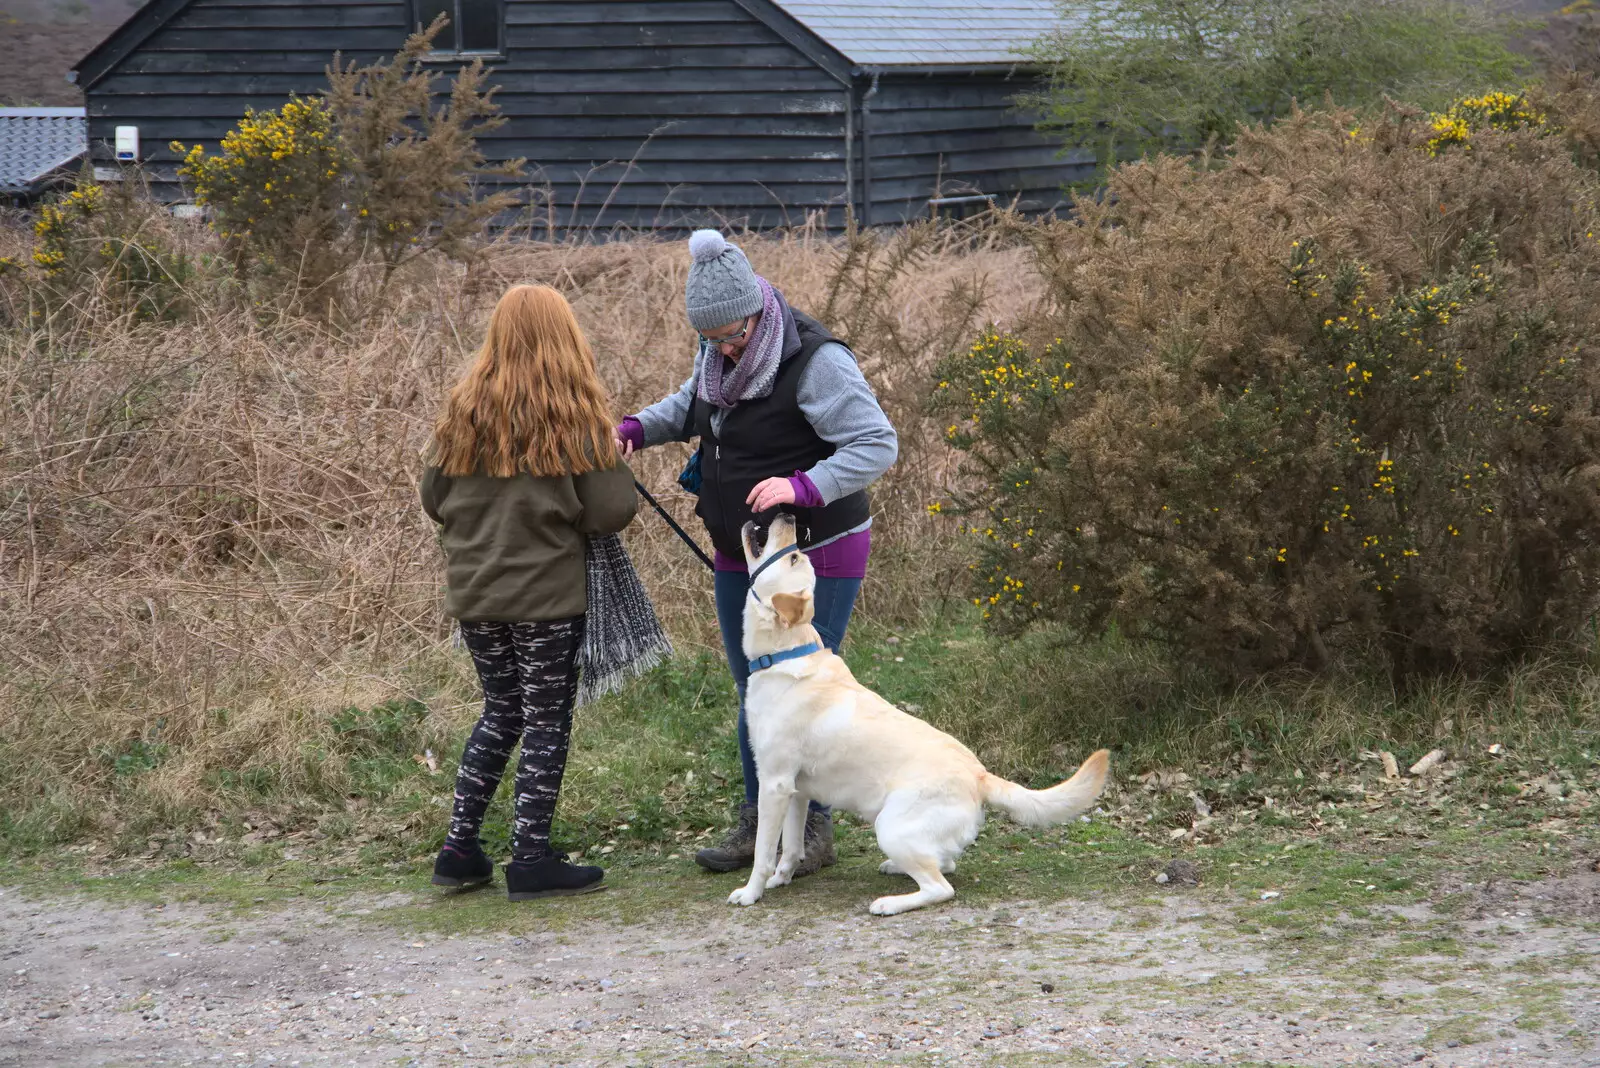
[2,862,1597,1068]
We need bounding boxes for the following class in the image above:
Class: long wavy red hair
[430,285,616,478]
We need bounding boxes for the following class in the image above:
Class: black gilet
[691,310,871,559]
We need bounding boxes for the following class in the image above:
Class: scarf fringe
[576,533,674,707]
[576,637,673,707]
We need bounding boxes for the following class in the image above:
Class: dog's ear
[770,591,813,628]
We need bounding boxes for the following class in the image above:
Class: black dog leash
[634,480,715,572]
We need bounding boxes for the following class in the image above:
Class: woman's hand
[746,477,796,513]
[614,431,634,459]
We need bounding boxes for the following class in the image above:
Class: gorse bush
[1535,67,1600,173]
[1536,0,1600,78]
[171,16,519,307]
[934,94,1600,682]
[31,182,103,273]
[174,96,344,289]
[26,174,198,321]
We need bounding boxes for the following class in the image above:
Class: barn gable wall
[860,72,1086,225]
[87,0,854,231]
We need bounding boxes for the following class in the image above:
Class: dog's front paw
[727,884,764,907]
[870,894,927,916]
[765,868,794,889]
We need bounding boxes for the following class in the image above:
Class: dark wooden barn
[71,0,1089,230]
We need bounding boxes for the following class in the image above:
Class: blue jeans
[714,569,863,809]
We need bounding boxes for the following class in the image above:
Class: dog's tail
[981,749,1111,828]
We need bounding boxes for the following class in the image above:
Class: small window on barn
[414,0,503,56]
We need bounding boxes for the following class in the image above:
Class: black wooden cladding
[82,0,1083,232]
[861,73,1083,223]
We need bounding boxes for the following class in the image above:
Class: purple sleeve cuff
[617,417,645,451]
[789,471,825,508]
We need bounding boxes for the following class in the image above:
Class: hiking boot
[431,842,493,889]
[505,854,606,901]
[695,802,758,873]
[790,808,837,879]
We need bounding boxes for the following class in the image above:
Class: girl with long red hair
[422,284,636,900]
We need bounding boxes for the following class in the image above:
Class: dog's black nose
[741,520,768,556]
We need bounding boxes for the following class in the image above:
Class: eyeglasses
[698,318,752,348]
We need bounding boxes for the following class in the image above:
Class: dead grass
[7,206,1593,860]
[0,215,1036,835]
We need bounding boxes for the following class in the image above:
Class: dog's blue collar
[749,641,822,673]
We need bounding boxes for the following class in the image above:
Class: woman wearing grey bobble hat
[615,229,898,879]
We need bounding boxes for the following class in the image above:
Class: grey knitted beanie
[684,229,763,331]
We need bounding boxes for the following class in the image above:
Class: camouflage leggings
[446,616,583,863]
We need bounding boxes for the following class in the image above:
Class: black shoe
[695,802,758,873]
[432,842,493,889]
[505,853,606,901]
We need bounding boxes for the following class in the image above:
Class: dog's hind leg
[870,793,960,915]
[869,853,953,916]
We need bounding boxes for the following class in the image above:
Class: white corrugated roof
[776,0,1085,67]
[0,107,88,195]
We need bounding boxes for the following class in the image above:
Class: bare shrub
[322,17,523,286]
[1026,0,1524,179]
[0,219,1034,838]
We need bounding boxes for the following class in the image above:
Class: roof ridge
[770,0,1066,67]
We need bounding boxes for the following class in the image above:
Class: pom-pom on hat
[684,229,763,332]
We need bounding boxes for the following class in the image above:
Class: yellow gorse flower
[1425,90,1545,156]
[31,185,106,273]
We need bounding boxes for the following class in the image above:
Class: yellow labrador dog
[730,514,1111,916]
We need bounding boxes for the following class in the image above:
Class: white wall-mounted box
[115,126,139,162]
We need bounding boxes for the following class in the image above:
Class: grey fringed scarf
[575,533,672,706]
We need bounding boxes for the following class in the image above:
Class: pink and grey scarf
[697,277,801,410]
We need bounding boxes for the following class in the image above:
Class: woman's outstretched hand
[746,477,796,513]
[614,431,635,459]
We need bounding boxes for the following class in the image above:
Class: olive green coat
[420,461,637,622]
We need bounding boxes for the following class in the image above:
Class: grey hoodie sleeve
[795,342,898,504]
[630,360,698,447]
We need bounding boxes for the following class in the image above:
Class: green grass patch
[1424,1013,1494,1048]
[2,615,1596,887]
